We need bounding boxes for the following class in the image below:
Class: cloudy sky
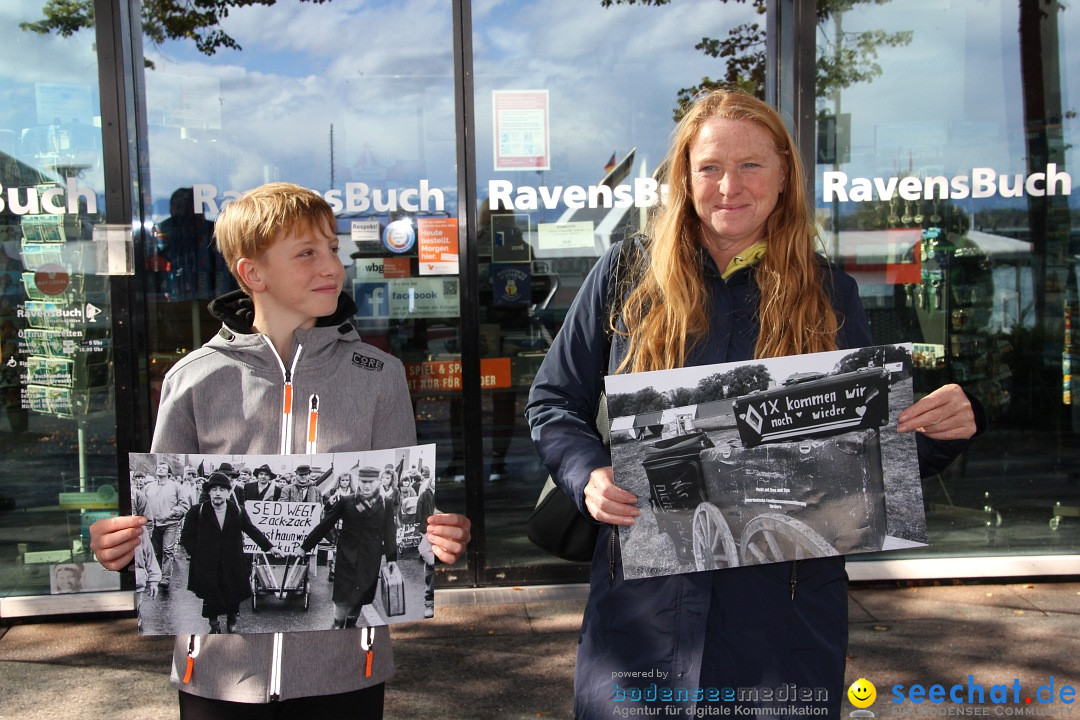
[3,0,1077,223]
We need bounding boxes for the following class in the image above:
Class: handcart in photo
[396,493,422,555]
[641,367,892,571]
[250,549,313,611]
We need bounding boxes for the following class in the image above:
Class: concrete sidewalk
[1,581,1078,719]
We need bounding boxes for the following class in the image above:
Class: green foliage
[19,0,93,38]
[604,0,912,120]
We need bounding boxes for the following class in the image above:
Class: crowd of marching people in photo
[131,457,437,631]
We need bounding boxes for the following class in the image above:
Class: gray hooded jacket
[152,290,415,703]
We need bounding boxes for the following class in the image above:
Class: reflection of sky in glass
[472,0,750,201]
[143,0,457,220]
[816,0,1079,212]
[0,4,104,194]
[138,0,749,220]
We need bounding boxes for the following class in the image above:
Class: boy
[89,182,471,719]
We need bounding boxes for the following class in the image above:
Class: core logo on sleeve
[352,353,385,371]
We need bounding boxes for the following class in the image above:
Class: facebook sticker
[354,281,390,318]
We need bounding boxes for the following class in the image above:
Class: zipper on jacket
[608,526,616,580]
[790,560,799,600]
[269,632,284,700]
[259,335,304,701]
[262,336,303,455]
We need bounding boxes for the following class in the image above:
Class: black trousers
[178,684,385,720]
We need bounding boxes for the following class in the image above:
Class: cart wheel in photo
[251,573,259,612]
[739,513,838,566]
[692,503,739,570]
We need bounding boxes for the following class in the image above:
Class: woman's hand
[425,513,471,564]
[897,383,977,440]
[89,515,147,570]
[583,466,640,525]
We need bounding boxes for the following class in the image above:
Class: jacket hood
[208,289,359,334]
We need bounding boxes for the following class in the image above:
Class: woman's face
[688,117,787,253]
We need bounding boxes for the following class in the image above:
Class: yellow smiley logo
[848,678,877,708]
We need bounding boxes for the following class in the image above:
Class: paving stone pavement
[1,581,1078,719]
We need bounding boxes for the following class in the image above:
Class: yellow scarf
[720,241,768,280]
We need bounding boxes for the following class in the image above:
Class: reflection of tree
[601,0,911,119]
[21,0,330,65]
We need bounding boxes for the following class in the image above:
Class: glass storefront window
[137,1,466,573]
[0,2,120,599]
[470,0,760,567]
[816,0,1080,559]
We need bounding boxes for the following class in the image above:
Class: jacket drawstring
[307,395,319,455]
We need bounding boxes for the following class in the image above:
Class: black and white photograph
[129,444,436,636]
[605,344,925,580]
[49,561,121,594]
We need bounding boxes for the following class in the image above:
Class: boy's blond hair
[214,182,336,292]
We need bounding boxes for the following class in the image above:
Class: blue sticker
[382,219,416,254]
[354,281,390,318]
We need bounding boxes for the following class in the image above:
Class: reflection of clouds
[0,7,98,85]
[472,1,755,187]
[821,2,1078,180]
[143,0,459,201]
[141,0,754,204]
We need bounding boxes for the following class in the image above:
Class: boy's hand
[89,516,148,570]
[425,513,471,565]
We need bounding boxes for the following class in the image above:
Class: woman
[322,471,357,582]
[525,88,983,719]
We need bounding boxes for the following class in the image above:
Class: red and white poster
[493,90,550,171]
[418,217,459,276]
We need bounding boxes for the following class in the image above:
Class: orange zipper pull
[183,634,199,683]
[360,626,374,678]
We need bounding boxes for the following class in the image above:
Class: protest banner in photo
[605,344,925,580]
[129,445,435,635]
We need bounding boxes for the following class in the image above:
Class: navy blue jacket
[526,242,978,718]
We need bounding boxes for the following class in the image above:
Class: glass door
[136,1,466,575]
[0,1,121,601]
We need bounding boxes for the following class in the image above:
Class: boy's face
[247,219,343,327]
